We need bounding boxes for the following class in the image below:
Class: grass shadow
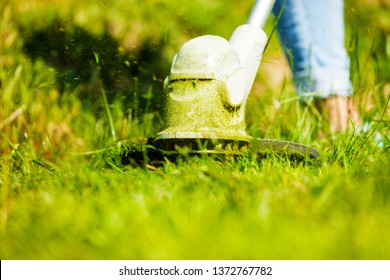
[21,19,169,118]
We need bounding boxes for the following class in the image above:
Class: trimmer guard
[110,137,320,166]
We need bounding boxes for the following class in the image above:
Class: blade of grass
[0,105,26,130]
[100,80,117,142]
[0,131,27,165]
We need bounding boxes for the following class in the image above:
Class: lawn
[0,0,389,259]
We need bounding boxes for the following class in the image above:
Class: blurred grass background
[0,0,389,259]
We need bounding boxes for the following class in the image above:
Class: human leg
[272,0,359,132]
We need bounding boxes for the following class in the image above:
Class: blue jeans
[272,0,352,99]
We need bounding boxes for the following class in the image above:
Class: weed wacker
[112,0,320,166]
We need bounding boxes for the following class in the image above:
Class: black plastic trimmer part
[110,137,320,167]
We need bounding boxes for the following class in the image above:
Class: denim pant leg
[272,0,352,98]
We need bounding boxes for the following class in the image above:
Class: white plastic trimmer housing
[157,0,274,140]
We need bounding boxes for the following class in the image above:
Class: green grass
[1,0,389,259]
